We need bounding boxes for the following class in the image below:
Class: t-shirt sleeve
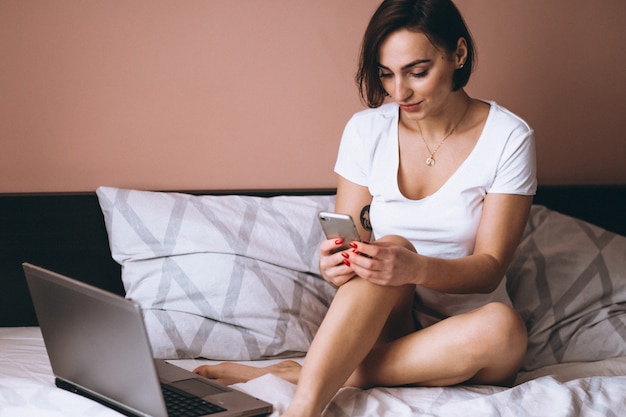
[334,115,370,187]
[488,126,537,195]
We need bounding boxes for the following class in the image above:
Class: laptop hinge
[55,377,151,417]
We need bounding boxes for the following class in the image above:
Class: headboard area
[1,185,624,327]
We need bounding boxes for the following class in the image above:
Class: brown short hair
[356,0,476,108]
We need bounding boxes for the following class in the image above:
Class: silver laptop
[23,263,273,417]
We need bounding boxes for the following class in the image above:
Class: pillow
[507,205,626,371]
[96,187,337,360]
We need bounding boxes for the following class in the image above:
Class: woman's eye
[411,71,428,78]
[379,72,392,79]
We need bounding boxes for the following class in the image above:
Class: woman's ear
[455,37,468,69]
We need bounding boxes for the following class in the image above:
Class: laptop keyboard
[161,383,226,416]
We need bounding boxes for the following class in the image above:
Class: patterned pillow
[96,187,337,360]
[506,205,626,371]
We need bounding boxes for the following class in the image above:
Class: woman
[195,0,536,416]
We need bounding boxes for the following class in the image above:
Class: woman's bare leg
[346,301,527,389]
[281,277,416,417]
[284,299,527,416]
[196,237,526,416]
[196,301,526,417]
[196,278,415,417]
[195,301,526,389]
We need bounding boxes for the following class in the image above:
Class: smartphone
[318,211,362,252]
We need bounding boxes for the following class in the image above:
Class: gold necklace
[416,102,471,167]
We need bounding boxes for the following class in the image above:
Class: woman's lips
[399,101,422,112]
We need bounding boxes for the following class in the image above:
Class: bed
[1,184,625,416]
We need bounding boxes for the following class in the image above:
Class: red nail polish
[349,242,358,249]
[335,239,344,245]
[341,252,349,259]
[343,259,351,267]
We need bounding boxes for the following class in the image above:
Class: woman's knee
[463,303,527,385]
[342,275,415,307]
[375,234,417,252]
[471,302,527,358]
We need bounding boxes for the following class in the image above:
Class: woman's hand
[318,238,357,287]
[343,235,419,287]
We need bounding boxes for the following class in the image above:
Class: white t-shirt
[334,101,537,325]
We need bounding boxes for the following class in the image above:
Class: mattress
[2,327,625,417]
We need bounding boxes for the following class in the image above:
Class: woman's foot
[193,359,302,386]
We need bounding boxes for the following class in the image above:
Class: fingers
[319,238,350,255]
[341,240,410,286]
[319,239,356,287]
[319,238,406,287]
[321,256,356,287]
[325,267,355,287]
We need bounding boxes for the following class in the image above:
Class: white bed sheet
[1,327,625,417]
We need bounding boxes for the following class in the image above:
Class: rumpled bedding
[2,327,625,417]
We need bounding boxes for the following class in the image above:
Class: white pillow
[507,205,626,371]
[96,187,337,360]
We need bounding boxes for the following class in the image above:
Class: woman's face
[377,29,462,122]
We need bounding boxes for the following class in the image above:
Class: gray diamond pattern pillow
[507,205,626,371]
[96,187,337,360]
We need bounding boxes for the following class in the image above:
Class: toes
[193,365,218,378]
[193,363,265,385]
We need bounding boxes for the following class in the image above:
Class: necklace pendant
[426,156,435,166]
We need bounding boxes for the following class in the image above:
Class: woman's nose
[394,79,412,101]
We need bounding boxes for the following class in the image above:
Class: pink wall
[461,0,626,186]
[1,0,625,193]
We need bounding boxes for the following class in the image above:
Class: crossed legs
[195,277,527,417]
